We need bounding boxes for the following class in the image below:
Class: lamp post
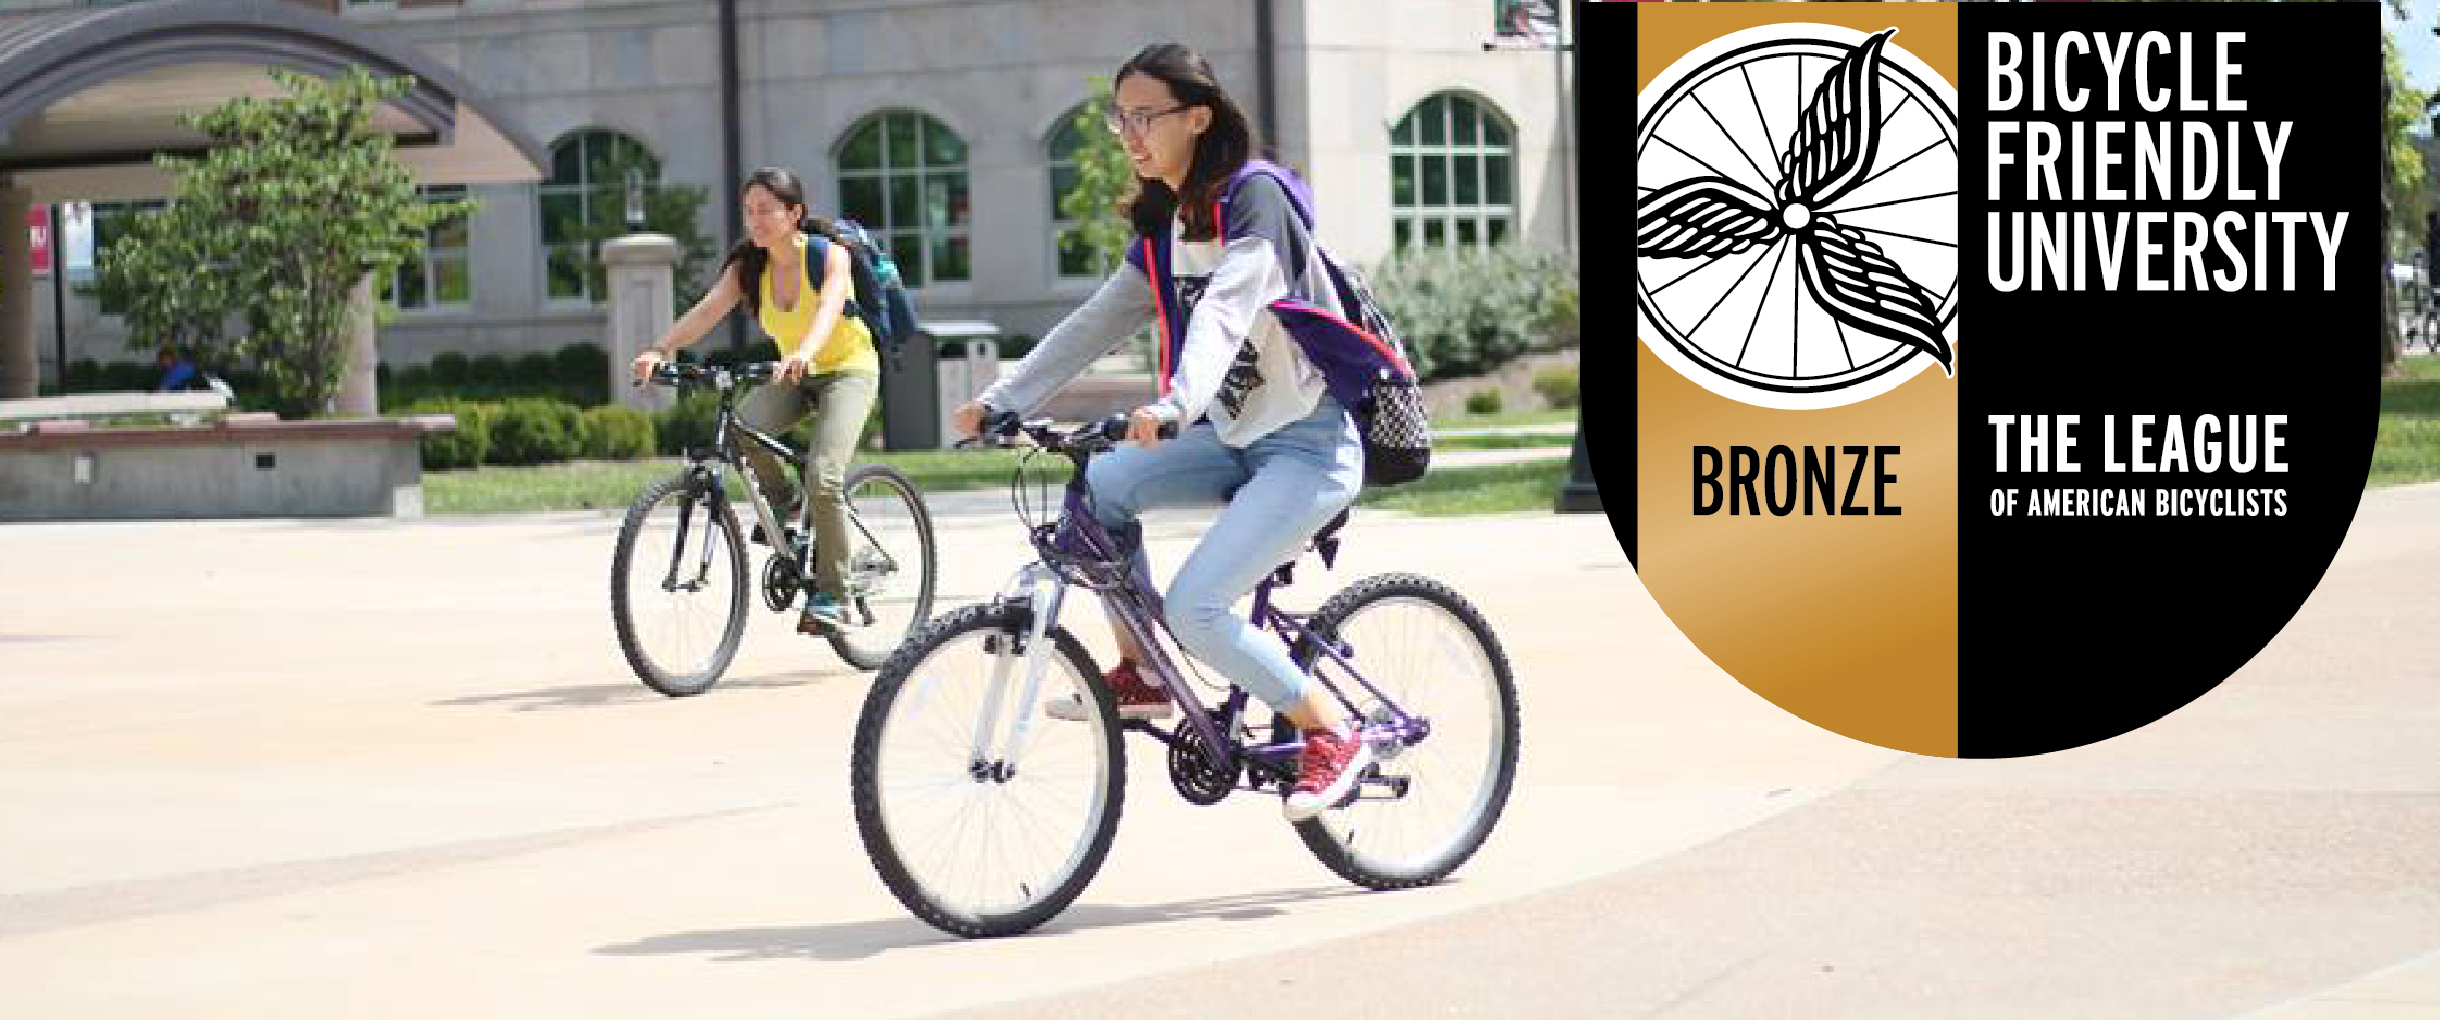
[1556,0,1599,513]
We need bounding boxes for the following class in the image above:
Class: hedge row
[404,398,656,469]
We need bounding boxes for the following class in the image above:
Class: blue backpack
[812,217,920,361]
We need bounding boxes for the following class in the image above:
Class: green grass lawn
[1439,408,1578,431]
[1435,432,1574,452]
[1355,458,1571,516]
[2377,353,2440,487]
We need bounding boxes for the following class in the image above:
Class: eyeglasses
[1104,104,1191,137]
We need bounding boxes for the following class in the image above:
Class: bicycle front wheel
[827,464,939,671]
[851,603,1124,938]
[1289,573,1519,890]
[610,472,749,697]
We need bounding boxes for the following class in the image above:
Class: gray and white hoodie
[977,175,1342,447]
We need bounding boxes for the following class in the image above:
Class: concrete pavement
[0,480,2433,1018]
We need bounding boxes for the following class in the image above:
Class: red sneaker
[1284,722,1375,821]
[1045,660,1172,721]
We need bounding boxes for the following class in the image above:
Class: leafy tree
[97,68,473,417]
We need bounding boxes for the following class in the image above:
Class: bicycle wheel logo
[1638,25,1960,410]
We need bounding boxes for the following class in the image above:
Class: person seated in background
[153,347,198,392]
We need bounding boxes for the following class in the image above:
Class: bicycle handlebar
[965,411,1177,455]
[638,361,783,389]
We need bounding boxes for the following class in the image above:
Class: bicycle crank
[761,553,801,613]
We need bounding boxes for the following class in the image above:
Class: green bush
[513,352,557,386]
[430,351,471,386]
[658,388,724,455]
[1465,389,1503,416]
[554,343,608,386]
[403,398,493,470]
[580,405,658,460]
[1533,367,1580,409]
[487,397,585,465]
[1368,244,1581,382]
[467,354,513,386]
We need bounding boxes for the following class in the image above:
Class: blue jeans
[1086,395,1363,711]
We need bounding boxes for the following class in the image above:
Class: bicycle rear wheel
[610,471,749,697]
[826,464,939,671]
[851,603,1124,937]
[1289,572,1519,889]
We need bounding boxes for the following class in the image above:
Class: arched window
[837,111,971,287]
[1390,93,1515,249]
[1047,105,1100,280]
[539,129,660,303]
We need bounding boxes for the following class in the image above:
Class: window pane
[1422,156,1447,207]
[1059,229,1095,276]
[552,140,583,184]
[1392,113,1415,147]
[1453,99,1478,145]
[547,245,587,299]
[432,215,468,251]
[840,124,883,169]
[398,260,429,309]
[1393,154,1415,208]
[889,176,918,231]
[437,256,470,304]
[1423,219,1444,246]
[540,191,584,245]
[927,175,968,227]
[1486,154,1512,206]
[1455,154,1480,206]
[893,232,925,287]
[586,135,621,188]
[840,177,884,225]
[841,177,884,225]
[1050,120,1082,162]
[886,115,919,168]
[1050,165,1080,212]
[933,234,970,282]
[924,121,966,166]
[1419,95,1446,146]
[1487,218,1509,246]
[1394,219,1411,250]
[1484,116,1509,148]
[1456,219,1478,248]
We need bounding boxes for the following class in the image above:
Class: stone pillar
[333,274,379,417]
[603,233,678,412]
[0,182,35,399]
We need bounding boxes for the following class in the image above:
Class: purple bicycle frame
[1046,481,1431,781]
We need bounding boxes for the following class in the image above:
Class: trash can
[881,320,1001,450]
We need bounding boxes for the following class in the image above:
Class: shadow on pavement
[593,885,1370,962]
[432,670,835,712]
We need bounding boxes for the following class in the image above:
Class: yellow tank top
[758,235,879,375]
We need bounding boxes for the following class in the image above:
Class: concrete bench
[0,391,231,428]
[0,414,457,521]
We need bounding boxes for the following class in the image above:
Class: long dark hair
[722,167,859,319]
[1115,43,1256,242]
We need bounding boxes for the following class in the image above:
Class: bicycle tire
[1288,572,1520,890]
[851,603,1125,937]
[826,463,940,671]
[610,471,750,697]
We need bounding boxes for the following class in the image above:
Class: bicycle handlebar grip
[984,410,1024,438]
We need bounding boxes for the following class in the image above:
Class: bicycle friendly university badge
[1618,1,2378,758]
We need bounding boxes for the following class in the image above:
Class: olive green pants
[737,370,879,599]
